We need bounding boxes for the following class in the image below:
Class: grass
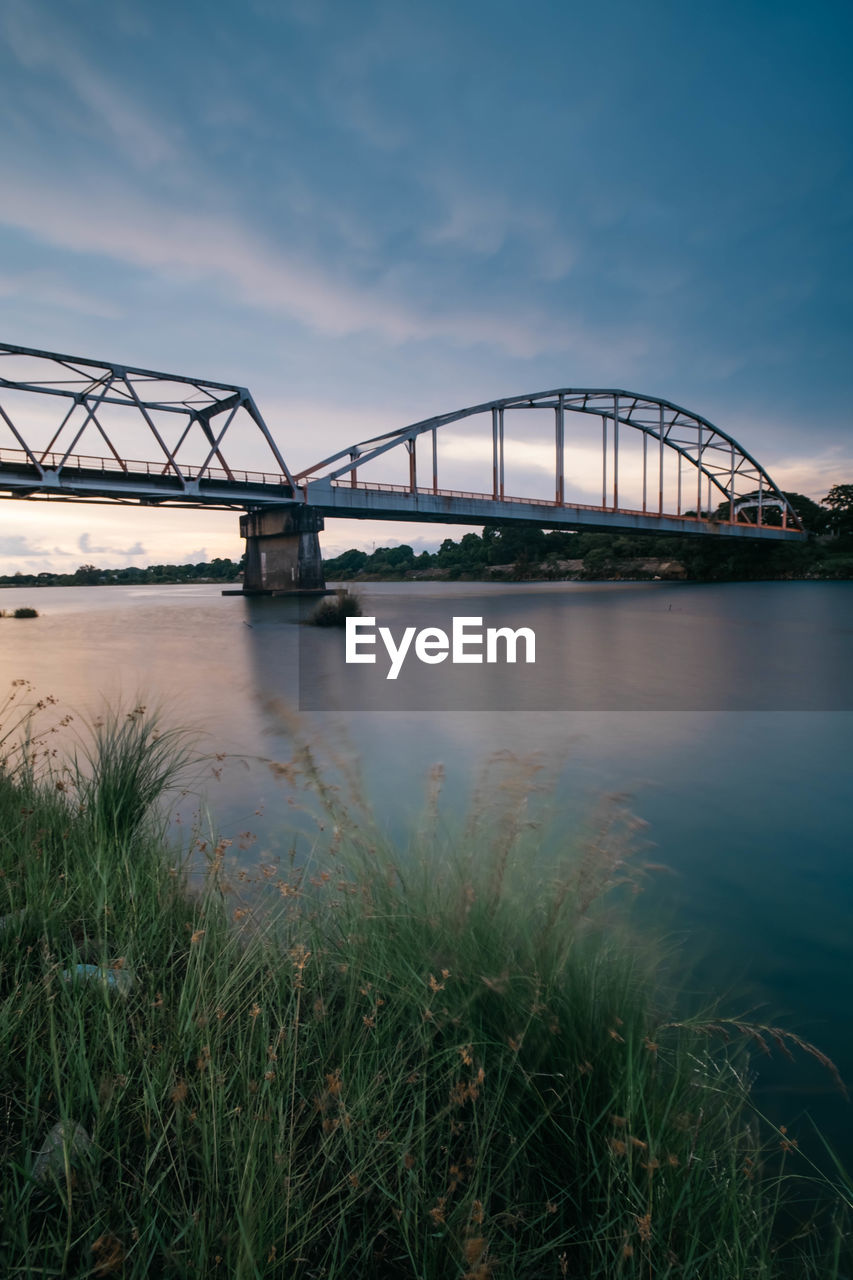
[0,606,40,618]
[306,589,362,627]
[0,688,850,1277]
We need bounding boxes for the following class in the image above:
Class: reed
[305,588,362,627]
[0,689,849,1277]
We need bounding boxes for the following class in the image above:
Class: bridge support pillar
[238,505,326,594]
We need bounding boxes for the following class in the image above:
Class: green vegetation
[0,557,243,589]
[822,485,853,539]
[323,526,836,584]
[306,589,363,628]
[1,688,851,1275]
[323,486,853,583]
[0,606,40,618]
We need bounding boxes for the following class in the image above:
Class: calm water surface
[1,579,852,1155]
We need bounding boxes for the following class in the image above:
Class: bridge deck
[0,447,803,539]
[305,479,802,539]
[0,448,293,508]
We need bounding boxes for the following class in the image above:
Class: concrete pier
[239,505,326,594]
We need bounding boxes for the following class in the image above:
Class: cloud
[0,2,641,365]
[0,3,612,367]
[764,449,853,502]
[78,533,146,557]
[0,269,120,318]
[0,534,51,556]
[421,174,576,282]
[2,1,181,173]
[0,167,595,359]
[436,432,607,495]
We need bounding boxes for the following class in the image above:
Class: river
[1,578,852,1158]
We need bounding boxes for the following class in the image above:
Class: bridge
[0,342,804,593]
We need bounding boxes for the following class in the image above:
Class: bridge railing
[0,445,778,530]
[0,447,292,489]
[326,477,734,525]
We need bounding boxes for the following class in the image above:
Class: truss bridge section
[0,342,806,594]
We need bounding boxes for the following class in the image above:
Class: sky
[0,0,851,573]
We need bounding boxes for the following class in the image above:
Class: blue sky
[1,0,851,571]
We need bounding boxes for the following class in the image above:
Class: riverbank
[326,546,853,585]
[1,692,850,1276]
[4,554,851,592]
[4,525,853,591]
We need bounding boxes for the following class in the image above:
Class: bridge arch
[297,389,801,530]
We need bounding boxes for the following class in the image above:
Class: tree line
[0,557,243,588]
[2,486,851,587]
[324,486,853,583]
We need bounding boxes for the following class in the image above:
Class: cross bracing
[297,390,803,533]
[0,342,294,508]
[0,342,804,540]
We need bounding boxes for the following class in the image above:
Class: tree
[327,548,367,575]
[782,493,826,534]
[73,563,101,585]
[483,524,547,566]
[822,485,853,538]
[436,537,463,568]
[384,544,415,570]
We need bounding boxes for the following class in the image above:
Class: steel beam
[602,416,607,508]
[555,394,564,506]
[408,438,417,494]
[499,407,505,499]
[613,394,619,510]
[492,408,498,499]
[642,430,647,513]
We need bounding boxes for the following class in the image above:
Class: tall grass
[72,704,196,844]
[0,688,849,1277]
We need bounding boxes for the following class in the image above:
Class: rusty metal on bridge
[0,342,803,540]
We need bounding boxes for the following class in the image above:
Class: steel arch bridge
[0,342,803,543]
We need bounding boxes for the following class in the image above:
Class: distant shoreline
[2,519,852,589]
[2,566,851,588]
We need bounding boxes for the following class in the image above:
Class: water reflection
[290,580,853,711]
